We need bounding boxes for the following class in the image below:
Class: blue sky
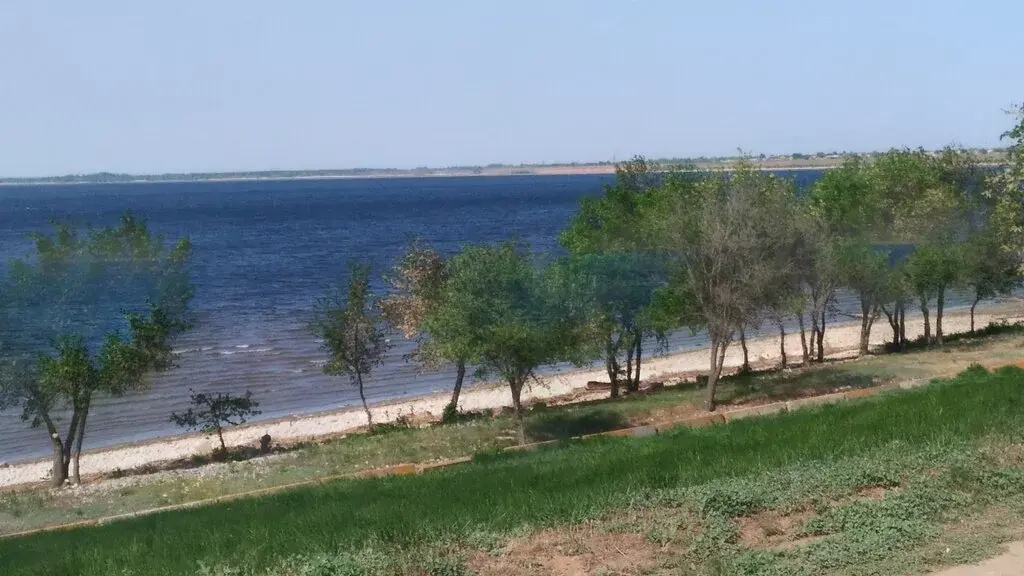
[0,1,1021,177]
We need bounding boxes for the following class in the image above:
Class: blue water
[0,171,833,461]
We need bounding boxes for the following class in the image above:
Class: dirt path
[933,542,1024,575]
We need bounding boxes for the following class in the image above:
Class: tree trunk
[899,304,907,349]
[858,297,873,356]
[816,309,826,362]
[705,335,729,411]
[935,287,945,346]
[49,435,67,488]
[624,338,635,394]
[356,371,374,431]
[216,426,227,453]
[510,378,526,445]
[71,397,91,485]
[798,313,809,364]
[630,330,642,393]
[882,304,899,347]
[448,359,466,413]
[971,295,980,333]
[778,322,787,368]
[920,296,931,345]
[739,328,750,373]
[606,335,620,399]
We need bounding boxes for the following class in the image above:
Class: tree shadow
[718,367,876,406]
[525,408,629,442]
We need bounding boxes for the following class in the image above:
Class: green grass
[2,364,1023,576]
[9,321,1022,541]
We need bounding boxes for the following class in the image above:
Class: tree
[836,243,890,354]
[437,242,593,443]
[962,231,1022,332]
[379,241,468,421]
[808,158,883,358]
[0,213,193,487]
[311,261,391,431]
[641,164,803,410]
[560,157,667,396]
[559,252,666,398]
[170,390,261,453]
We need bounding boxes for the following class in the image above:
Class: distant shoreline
[0,163,840,188]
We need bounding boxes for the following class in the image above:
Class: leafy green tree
[837,243,890,354]
[808,158,886,357]
[170,390,261,453]
[554,252,666,397]
[311,261,391,432]
[560,157,668,395]
[962,231,1021,332]
[640,164,803,410]
[379,241,468,421]
[436,242,594,443]
[0,213,193,486]
[904,242,963,345]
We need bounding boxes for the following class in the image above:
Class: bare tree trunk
[510,378,526,445]
[216,425,227,453]
[798,313,809,364]
[935,286,946,346]
[71,397,91,485]
[739,328,750,373]
[624,337,635,395]
[705,335,730,411]
[606,335,620,399]
[899,304,906,349]
[630,330,642,393]
[778,322,787,367]
[356,371,374,431]
[920,296,931,345]
[448,359,466,414]
[816,309,826,362]
[858,298,874,356]
[48,434,66,488]
[882,303,899,347]
[970,295,980,333]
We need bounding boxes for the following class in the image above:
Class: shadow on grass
[525,409,629,442]
[717,368,876,406]
[883,321,1024,354]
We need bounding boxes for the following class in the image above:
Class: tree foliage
[434,242,595,442]
[640,163,804,409]
[170,389,261,453]
[311,261,391,431]
[0,213,193,486]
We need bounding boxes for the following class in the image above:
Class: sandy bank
[1,304,1020,489]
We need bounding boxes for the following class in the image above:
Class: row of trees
[314,107,1024,443]
[3,108,1020,485]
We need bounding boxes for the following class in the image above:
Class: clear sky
[1,1,1021,177]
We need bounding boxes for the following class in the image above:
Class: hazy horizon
[1,1,1021,178]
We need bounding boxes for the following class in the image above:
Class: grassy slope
[5,323,1024,538]
[2,363,1023,575]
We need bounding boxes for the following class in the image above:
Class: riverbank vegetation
[4,362,1024,575]
[1,108,1022,489]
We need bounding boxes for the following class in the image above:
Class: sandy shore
[1,304,1020,489]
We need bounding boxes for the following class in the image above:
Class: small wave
[219,350,236,356]
[235,344,250,349]
[171,347,199,355]
[200,346,215,352]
